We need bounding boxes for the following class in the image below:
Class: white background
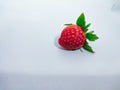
[0,0,120,89]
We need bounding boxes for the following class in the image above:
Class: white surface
[0,73,120,90]
[0,0,120,76]
[0,0,120,89]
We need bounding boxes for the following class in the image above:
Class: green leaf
[83,41,95,53]
[89,30,94,33]
[86,32,99,41]
[84,23,91,32]
[76,13,86,28]
[85,23,91,29]
[64,23,72,26]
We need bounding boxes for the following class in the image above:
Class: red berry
[58,25,86,50]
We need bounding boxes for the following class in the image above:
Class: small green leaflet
[83,41,95,53]
[82,23,91,32]
[85,23,91,29]
[64,23,73,26]
[84,23,91,32]
[86,32,99,41]
[76,13,86,29]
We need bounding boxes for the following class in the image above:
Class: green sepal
[64,23,73,26]
[76,13,86,29]
[86,32,99,41]
[85,23,91,29]
[84,23,91,32]
[83,41,95,53]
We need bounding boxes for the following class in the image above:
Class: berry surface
[59,25,86,50]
